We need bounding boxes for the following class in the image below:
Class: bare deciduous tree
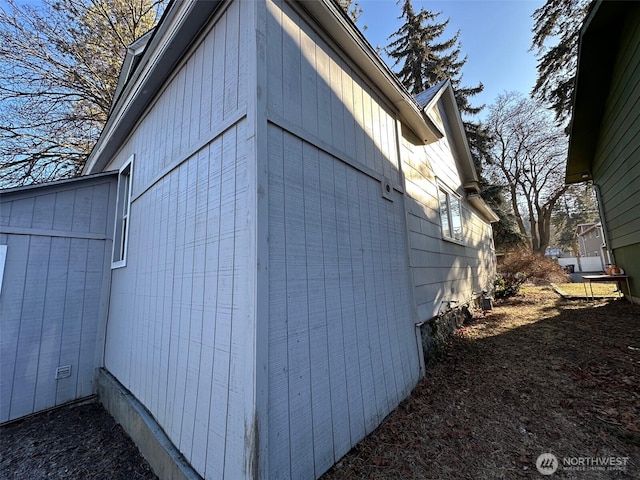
[0,0,165,187]
[485,92,569,254]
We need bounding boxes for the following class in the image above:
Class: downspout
[592,182,615,265]
[394,115,427,378]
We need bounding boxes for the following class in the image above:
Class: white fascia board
[468,193,500,223]
[420,79,479,186]
[83,0,222,175]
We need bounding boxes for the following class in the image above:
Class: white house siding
[0,177,115,423]
[265,1,420,478]
[401,106,495,322]
[101,3,255,479]
[266,0,401,187]
[267,125,420,480]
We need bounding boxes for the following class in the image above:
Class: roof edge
[468,193,500,223]
[0,171,117,196]
[83,0,223,175]
[419,80,479,186]
[566,0,635,184]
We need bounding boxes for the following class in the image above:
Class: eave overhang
[467,193,500,223]
[416,79,480,187]
[83,0,223,175]
[566,0,633,184]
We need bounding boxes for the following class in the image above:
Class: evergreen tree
[385,0,486,158]
[0,0,166,186]
[531,0,591,130]
[386,0,523,248]
[387,0,459,95]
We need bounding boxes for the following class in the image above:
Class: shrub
[495,249,568,299]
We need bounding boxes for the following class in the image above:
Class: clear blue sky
[358,0,544,116]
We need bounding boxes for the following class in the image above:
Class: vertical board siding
[104,1,248,193]
[267,124,420,479]
[104,120,253,480]
[264,3,428,477]
[402,127,496,322]
[99,6,254,479]
[0,180,114,423]
[266,0,400,186]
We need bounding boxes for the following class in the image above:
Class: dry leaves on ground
[322,286,640,480]
[1,286,638,480]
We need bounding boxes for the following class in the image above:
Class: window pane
[112,157,133,266]
[122,172,130,216]
[439,190,451,238]
[120,217,128,261]
[451,197,462,240]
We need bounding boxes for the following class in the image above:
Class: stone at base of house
[97,369,202,480]
[419,306,472,366]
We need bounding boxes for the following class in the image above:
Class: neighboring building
[576,222,608,262]
[545,247,564,258]
[0,1,498,478]
[566,0,640,302]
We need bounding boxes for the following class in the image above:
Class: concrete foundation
[97,369,201,480]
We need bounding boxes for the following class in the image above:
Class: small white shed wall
[0,177,115,423]
[101,3,256,479]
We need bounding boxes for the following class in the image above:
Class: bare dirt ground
[322,286,640,479]
[0,401,156,479]
[1,286,638,479]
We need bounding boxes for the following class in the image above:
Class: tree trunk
[535,208,553,254]
[509,184,528,239]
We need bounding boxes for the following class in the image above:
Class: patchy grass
[322,286,640,480]
[553,282,620,298]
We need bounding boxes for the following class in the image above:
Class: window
[112,155,133,268]
[439,187,463,242]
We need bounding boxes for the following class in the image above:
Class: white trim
[111,154,134,269]
[0,244,6,295]
[438,184,464,244]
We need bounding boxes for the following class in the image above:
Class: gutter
[467,193,500,223]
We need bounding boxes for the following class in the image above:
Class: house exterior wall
[401,105,495,323]
[592,7,640,299]
[265,1,420,477]
[577,226,604,258]
[266,0,402,188]
[99,2,257,478]
[0,175,116,423]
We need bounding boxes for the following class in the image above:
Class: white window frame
[112,155,134,268]
[438,186,463,243]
